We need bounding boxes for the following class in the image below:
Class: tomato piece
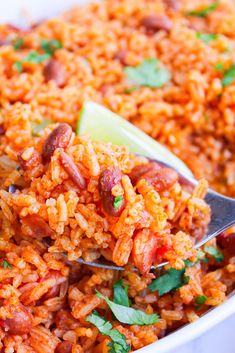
[132,229,158,274]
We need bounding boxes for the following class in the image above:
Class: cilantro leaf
[214,63,224,72]
[96,291,159,325]
[195,295,207,305]
[148,267,187,295]
[196,32,218,44]
[13,51,51,73]
[113,196,124,210]
[187,3,219,17]
[221,65,235,86]
[41,39,62,55]
[124,58,171,88]
[204,246,224,262]
[13,61,23,73]
[113,280,130,307]
[31,119,52,136]
[13,37,24,51]
[23,51,51,64]
[2,260,12,270]
[87,311,131,353]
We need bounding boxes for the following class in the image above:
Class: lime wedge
[77,102,192,176]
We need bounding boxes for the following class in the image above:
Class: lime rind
[77,101,192,176]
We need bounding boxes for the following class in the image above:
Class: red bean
[130,162,178,192]
[60,151,86,189]
[2,304,33,335]
[98,167,125,217]
[114,50,127,65]
[132,229,158,274]
[42,123,72,163]
[55,309,79,330]
[43,59,65,87]
[55,341,73,353]
[18,150,41,171]
[163,0,180,10]
[0,124,5,135]
[21,215,55,239]
[217,233,235,255]
[141,15,172,32]
[129,162,161,185]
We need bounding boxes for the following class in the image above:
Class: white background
[0,1,235,352]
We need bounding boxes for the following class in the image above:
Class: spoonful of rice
[76,102,235,272]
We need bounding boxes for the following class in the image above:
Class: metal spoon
[77,157,235,271]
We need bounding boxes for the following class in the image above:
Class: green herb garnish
[113,280,130,307]
[87,311,131,353]
[195,295,208,305]
[13,37,24,51]
[41,39,62,55]
[148,267,188,295]
[221,65,235,86]
[124,58,171,88]
[214,63,224,72]
[197,249,209,263]
[187,3,219,17]
[2,260,12,270]
[13,51,51,73]
[204,246,224,262]
[96,291,158,325]
[13,61,23,72]
[196,32,218,44]
[113,196,123,210]
[31,119,52,136]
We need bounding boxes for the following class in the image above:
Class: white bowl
[1,1,235,352]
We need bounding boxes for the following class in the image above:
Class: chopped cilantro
[113,280,130,307]
[13,51,51,73]
[148,267,188,295]
[196,32,218,44]
[113,196,123,210]
[2,260,12,270]
[195,295,208,305]
[204,114,209,122]
[13,37,24,51]
[187,3,219,17]
[197,249,209,263]
[124,86,138,94]
[13,61,23,72]
[31,119,52,136]
[23,51,51,64]
[124,58,171,88]
[221,65,235,86]
[96,291,158,325]
[41,39,62,55]
[204,246,224,262]
[87,311,131,353]
[214,63,224,72]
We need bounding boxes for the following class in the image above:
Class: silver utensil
[77,157,235,271]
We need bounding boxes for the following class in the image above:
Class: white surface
[1,1,235,353]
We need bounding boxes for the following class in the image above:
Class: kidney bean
[18,150,41,171]
[2,304,32,335]
[132,230,158,274]
[131,162,178,192]
[21,214,55,239]
[217,233,235,255]
[55,341,73,353]
[43,59,65,87]
[42,123,72,163]
[60,151,86,189]
[0,124,5,135]
[55,309,79,330]
[163,0,179,10]
[129,162,161,185]
[114,50,127,65]
[98,167,125,217]
[40,270,65,301]
[140,15,172,32]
